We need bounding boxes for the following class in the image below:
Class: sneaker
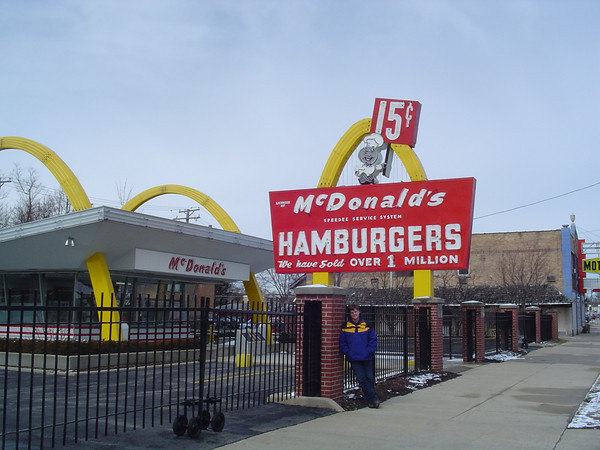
[368,401,380,409]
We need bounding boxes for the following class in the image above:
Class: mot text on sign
[370,98,421,147]
[269,178,476,274]
[582,258,600,273]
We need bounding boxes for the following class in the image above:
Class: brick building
[453,230,563,286]
[297,222,586,335]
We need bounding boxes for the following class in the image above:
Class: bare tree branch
[256,269,302,303]
[6,164,72,225]
[116,180,135,206]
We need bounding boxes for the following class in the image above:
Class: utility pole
[175,207,202,223]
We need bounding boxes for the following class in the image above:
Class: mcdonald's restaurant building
[0,206,274,338]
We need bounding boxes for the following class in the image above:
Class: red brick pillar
[547,310,559,341]
[499,304,519,352]
[461,301,485,363]
[526,306,541,343]
[294,285,346,401]
[412,297,444,372]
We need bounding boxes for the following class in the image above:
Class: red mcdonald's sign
[269,178,476,274]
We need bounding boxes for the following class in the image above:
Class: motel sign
[582,258,600,273]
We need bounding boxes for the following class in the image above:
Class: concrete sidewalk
[73,326,600,449]
[222,328,600,449]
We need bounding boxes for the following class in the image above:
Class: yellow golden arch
[0,138,268,339]
[314,119,434,298]
[0,137,121,340]
[121,185,267,320]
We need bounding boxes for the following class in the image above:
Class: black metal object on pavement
[173,297,225,438]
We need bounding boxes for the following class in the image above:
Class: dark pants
[350,359,378,404]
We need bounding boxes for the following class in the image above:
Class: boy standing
[339,304,379,408]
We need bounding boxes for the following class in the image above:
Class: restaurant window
[74,273,97,325]
[42,273,76,324]
[1,274,42,323]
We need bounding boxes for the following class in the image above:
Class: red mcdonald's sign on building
[269,178,476,274]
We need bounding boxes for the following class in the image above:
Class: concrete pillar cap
[294,285,348,296]
[461,300,484,307]
[412,296,444,304]
[499,303,518,309]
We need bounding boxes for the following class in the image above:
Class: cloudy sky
[1,1,599,247]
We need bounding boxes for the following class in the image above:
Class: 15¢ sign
[370,98,421,147]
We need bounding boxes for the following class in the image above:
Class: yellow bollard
[236,354,253,367]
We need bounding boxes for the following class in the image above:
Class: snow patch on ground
[568,373,600,429]
[485,351,523,362]
[406,373,442,389]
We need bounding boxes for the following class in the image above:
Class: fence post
[294,285,347,402]
[412,297,444,372]
[499,303,519,352]
[461,301,485,363]
[525,306,542,343]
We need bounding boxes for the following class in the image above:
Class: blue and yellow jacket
[339,316,377,362]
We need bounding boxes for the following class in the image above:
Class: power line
[577,226,600,244]
[474,181,600,220]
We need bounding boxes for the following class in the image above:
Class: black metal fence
[519,312,536,345]
[540,314,553,342]
[344,305,418,390]
[0,296,300,448]
[443,311,462,359]
[484,311,513,354]
[444,309,516,359]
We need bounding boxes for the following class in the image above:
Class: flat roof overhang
[0,206,274,278]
